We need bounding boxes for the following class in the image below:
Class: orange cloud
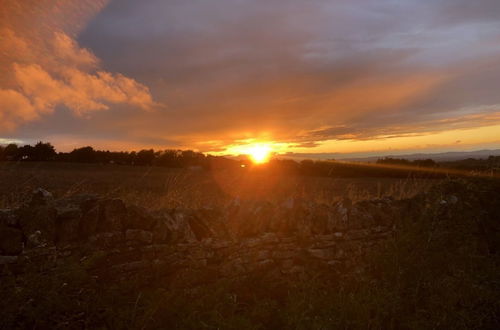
[0,1,159,132]
[318,74,447,118]
[0,90,38,131]
[12,62,157,116]
[51,32,99,70]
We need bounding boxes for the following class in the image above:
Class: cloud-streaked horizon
[1,0,500,155]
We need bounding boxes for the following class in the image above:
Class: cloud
[51,32,99,70]
[66,0,500,152]
[298,108,500,143]
[0,90,38,131]
[13,62,157,117]
[0,1,159,132]
[4,0,500,153]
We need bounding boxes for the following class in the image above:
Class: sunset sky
[1,0,500,158]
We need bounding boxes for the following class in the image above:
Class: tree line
[1,141,498,177]
[0,142,235,169]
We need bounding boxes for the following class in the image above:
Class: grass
[0,162,437,209]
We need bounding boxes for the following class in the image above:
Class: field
[0,162,437,209]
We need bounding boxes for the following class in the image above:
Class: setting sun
[244,144,272,164]
[222,141,288,164]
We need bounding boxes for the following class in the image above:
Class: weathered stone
[89,231,125,248]
[345,229,371,240]
[372,225,389,233]
[0,255,18,265]
[22,246,57,258]
[352,199,397,228]
[19,205,57,248]
[65,194,100,214]
[349,204,375,229]
[309,204,330,234]
[79,205,99,239]
[151,213,173,243]
[227,204,259,238]
[254,249,270,260]
[272,250,297,259]
[165,211,198,243]
[314,234,338,241]
[186,212,212,240]
[140,245,155,253]
[329,198,351,231]
[189,258,208,268]
[0,209,18,227]
[211,241,231,249]
[261,232,279,244]
[221,258,246,276]
[27,231,44,248]
[30,188,54,207]
[125,205,156,230]
[280,237,297,244]
[55,206,82,245]
[98,199,127,232]
[281,259,294,270]
[102,249,142,266]
[125,229,153,244]
[160,252,183,265]
[447,195,459,204]
[57,206,81,220]
[278,208,300,234]
[255,259,274,270]
[188,248,214,260]
[112,260,151,272]
[176,242,198,252]
[242,238,261,248]
[311,240,336,249]
[308,247,337,260]
[196,208,230,239]
[0,226,23,255]
[251,201,276,234]
[288,265,305,274]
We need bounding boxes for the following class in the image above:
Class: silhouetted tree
[31,142,56,161]
[71,146,96,162]
[4,144,18,160]
[135,149,155,166]
[181,150,206,167]
[17,145,34,160]
[156,150,181,167]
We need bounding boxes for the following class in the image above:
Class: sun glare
[244,144,272,164]
[223,141,287,164]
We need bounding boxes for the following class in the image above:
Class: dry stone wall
[2,181,487,284]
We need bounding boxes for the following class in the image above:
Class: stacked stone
[0,187,404,282]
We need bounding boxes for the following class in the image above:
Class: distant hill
[343,149,500,162]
